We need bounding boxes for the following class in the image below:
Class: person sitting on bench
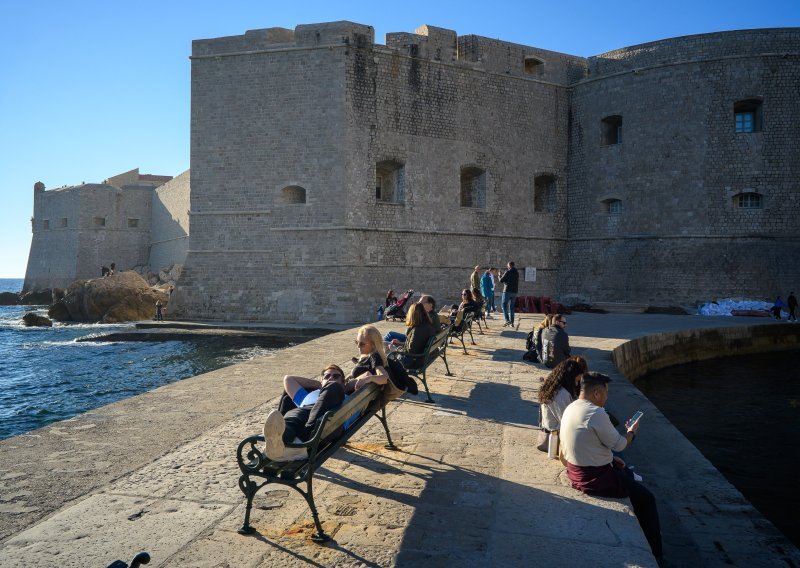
[263,327,389,461]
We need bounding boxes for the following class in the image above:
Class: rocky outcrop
[131,263,183,287]
[49,272,169,323]
[0,290,55,306]
[0,292,19,306]
[20,290,54,305]
[22,312,53,327]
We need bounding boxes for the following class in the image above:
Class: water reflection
[636,350,800,547]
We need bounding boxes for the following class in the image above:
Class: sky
[1,0,798,278]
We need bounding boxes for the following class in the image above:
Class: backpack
[542,336,557,368]
[525,330,535,351]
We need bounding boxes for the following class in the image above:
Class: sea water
[0,278,289,440]
[636,350,800,548]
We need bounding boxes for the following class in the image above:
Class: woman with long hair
[534,314,554,362]
[538,356,588,433]
[262,328,390,461]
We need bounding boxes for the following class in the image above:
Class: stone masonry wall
[75,186,152,279]
[23,187,82,291]
[560,30,800,306]
[339,26,574,320]
[149,170,190,272]
[169,24,354,322]
[172,22,578,323]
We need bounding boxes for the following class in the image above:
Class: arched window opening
[734,99,762,133]
[279,185,307,205]
[460,166,486,208]
[735,192,763,209]
[524,56,544,76]
[533,174,556,213]
[375,160,405,203]
[601,115,623,145]
[603,198,623,215]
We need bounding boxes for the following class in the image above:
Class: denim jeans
[501,292,517,324]
[485,292,496,313]
[383,331,407,344]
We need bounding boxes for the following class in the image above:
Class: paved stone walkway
[0,313,797,567]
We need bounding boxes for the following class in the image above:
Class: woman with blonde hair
[262,327,389,461]
[534,314,554,363]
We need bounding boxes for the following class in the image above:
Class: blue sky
[1,0,797,278]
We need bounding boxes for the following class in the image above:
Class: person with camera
[559,372,662,559]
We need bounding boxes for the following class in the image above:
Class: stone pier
[0,313,797,567]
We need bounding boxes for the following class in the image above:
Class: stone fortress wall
[559,29,800,305]
[171,22,585,323]
[23,169,189,292]
[24,23,800,323]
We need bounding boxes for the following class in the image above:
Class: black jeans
[280,382,345,444]
[618,468,663,558]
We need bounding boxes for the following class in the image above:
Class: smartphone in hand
[628,410,644,427]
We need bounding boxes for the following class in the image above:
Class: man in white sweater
[560,372,662,559]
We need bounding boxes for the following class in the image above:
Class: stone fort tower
[24,169,190,292]
[170,22,799,324]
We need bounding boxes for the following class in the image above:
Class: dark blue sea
[0,278,288,440]
[637,350,800,548]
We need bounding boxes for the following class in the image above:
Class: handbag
[536,406,549,452]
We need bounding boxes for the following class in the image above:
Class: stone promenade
[0,313,797,567]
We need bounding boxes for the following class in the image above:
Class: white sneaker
[263,409,307,461]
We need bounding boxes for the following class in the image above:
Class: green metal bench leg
[377,407,397,449]
[301,476,330,543]
[420,369,434,403]
[468,326,475,345]
[237,474,259,535]
[441,352,452,376]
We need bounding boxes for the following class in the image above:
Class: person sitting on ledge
[538,356,588,441]
[263,326,389,461]
[559,371,662,559]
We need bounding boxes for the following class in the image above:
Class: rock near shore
[22,312,53,327]
[49,271,168,323]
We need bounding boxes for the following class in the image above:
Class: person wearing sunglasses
[262,327,389,461]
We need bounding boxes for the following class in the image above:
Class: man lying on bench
[262,327,390,462]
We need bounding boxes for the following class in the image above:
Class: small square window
[60,218,68,228]
[43,219,50,230]
[93,217,106,228]
[128,218,139,228]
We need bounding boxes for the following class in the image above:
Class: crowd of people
[256,261,664,560]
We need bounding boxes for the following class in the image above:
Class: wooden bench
[389,324,453,403]
[449,310,476,354]
[236,382,394,542]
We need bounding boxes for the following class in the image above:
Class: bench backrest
[318,382,381,442]
[424,327,451,367]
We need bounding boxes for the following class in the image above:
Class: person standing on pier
[499,261,519,327]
